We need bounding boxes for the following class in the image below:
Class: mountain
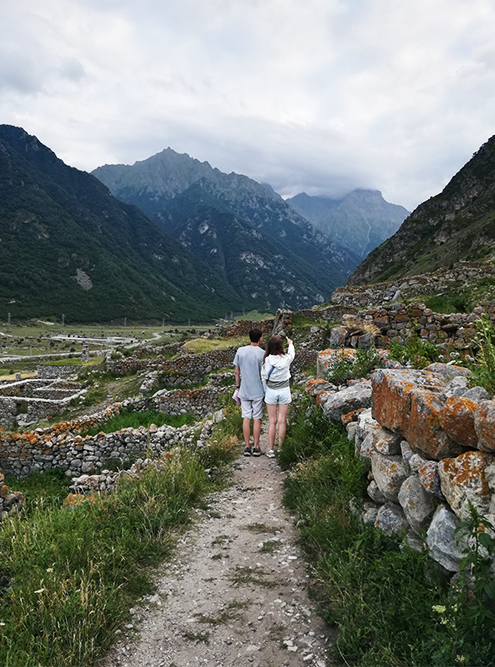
[287,190,409,259]
[286,192,342,223]
[93,149,360,309]
[347,136,495,285]
[0,125,242,323]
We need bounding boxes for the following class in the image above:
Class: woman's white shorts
[264,386,291,405]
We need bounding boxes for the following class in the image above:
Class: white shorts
[264,386,291,405]
[240,398,263,420]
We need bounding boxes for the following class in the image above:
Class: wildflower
[46,568,53,573]
[432,605,446,614]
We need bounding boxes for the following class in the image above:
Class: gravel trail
[104,431,330,667]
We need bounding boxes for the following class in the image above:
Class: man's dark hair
[249,328,263,343]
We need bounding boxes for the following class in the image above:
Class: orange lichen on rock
[341,408,366,426]
[438,396,479,447]
[438,450,495,520]
[474,400,495,452]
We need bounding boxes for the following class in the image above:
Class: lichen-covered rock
[372,367,466,459]
[426,505,463,571]
[438,450,495,521]
[398,475,435,534]
[371,452,409,501]
[425,363,472,382]
[474,400,495,452]
[358,422,382,459]
[418,460,444,498]
[438,396,479,448]
[321,381,372,424]
[371,427,402,456]
[374,502,410,535]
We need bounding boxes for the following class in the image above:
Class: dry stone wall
[309,356,495,573]
[0,379,86,429]
[328,302,495,350]
[332,261,495,309]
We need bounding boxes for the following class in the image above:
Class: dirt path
[104,429,330,667]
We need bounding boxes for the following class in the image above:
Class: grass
[282,396,495,666]
[79,407,196,436]
[230,565,279,589]
[0,396,244,667]
[183,336,248,354]
[39,357,104,367]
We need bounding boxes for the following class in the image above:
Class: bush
[388,335,440,369]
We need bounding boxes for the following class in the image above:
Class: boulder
[474,400,495,452]
[426,505,463,572]
[464,386,491,402]
[329,327,347,348]
[374,502,410,536]
[438,396,478,448]
[398,475,435,534]
[418,460,444,498]
[425,363,472,382]
[438,450,495,521]
[367,480,387,504]
[372,427,402,456]
[321,381,372,424]
[372,367,466,459]
[371,452,409,501]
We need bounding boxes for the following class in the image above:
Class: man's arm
[234,365,241,388]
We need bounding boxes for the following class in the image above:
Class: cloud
[1,0,495,211]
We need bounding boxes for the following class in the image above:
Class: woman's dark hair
[263,335,285,360]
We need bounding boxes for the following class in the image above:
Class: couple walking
[233,328,295,458]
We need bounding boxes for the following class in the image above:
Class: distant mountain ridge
[287,190,409,259]
[0,125,242,322]
[93,149,361,310]
[348,135,495,285]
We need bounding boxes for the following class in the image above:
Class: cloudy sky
[2,0,495,211]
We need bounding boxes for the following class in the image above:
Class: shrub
[468,314,495,395]
[388,335,440,369]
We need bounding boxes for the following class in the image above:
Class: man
[233,328,265,456]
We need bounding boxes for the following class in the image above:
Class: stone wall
[37,362,104,378]
[106,347,236,378]
[310,356,495,572]
[0,379,86,430]
[332,261,495,309]
[329,302,495,350]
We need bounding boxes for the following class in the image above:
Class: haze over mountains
[348,135,495,285]
[286,190,409,259]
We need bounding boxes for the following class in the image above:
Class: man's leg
[253,418,261,448]
[243,418,251,448]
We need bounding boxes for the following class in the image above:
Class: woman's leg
[277,403,290,447]
[266,403,278,450]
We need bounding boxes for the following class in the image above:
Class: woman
[261,335,295,457]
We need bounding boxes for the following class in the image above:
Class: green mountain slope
[0,125,241,322]
[348,136,495,285]
[158,184,350,310]
[93,148,360,309]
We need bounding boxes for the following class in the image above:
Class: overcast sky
[2,0,495,211]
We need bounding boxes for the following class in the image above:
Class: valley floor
[103,428,330,667]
